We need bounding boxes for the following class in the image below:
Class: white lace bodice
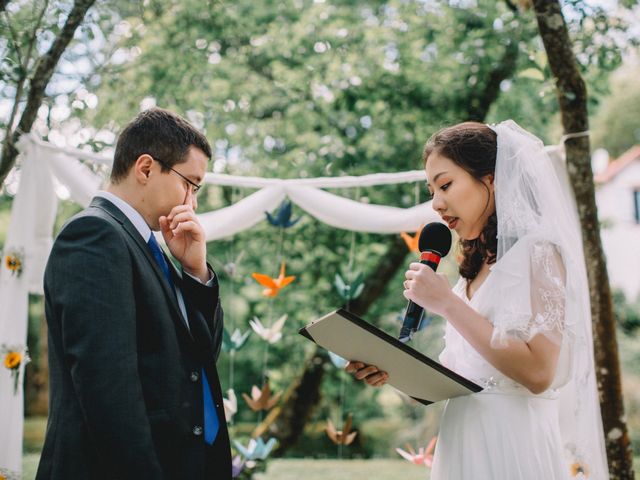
[438,237,571,393]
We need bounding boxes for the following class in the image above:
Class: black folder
[299,308,482,405]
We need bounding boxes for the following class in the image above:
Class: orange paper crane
[325,413,358,446]
[251,262,296,297]
[242,382,282,411]
[400,225,424,253]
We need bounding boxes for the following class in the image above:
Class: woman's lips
[444,217,458,229]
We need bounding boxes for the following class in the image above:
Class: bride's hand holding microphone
[403,262,454,318]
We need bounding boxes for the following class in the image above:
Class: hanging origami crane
[265,199,301,228]
[249,315,287,344]
[395,436,437,467]
[233,437,278,461]
[334,271,365,301]
[400,225,424,253]
[223,389,237,422]
[251,262,296,297]
[223,251,246,279]
[222,328,251,353]
[242,382,282,411]
[231,455,245,478]
[211,251,246,280]
[325,413,358,446]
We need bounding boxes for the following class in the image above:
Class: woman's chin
[459,228,482,241]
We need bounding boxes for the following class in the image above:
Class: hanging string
[336,186,360,459]
[257,221,286,424]
[227,186,240,407]
[260,226,285,378]
[337,369,348,459]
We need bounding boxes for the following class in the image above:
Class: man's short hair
[111,108,212,183]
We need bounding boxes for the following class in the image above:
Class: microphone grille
[418,222,452,257]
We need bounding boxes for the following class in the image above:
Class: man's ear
[134,154,154,183]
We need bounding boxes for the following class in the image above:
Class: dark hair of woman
[422,121,498,280]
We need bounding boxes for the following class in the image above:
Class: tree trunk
[0,0,97,186]
[532,1,634,478]
[252,235,409,453]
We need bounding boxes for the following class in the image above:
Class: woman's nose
[431,193,445,212]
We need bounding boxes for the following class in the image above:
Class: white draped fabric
[0,138,58,476]
[0,133,563,475]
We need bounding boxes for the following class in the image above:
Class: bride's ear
[483,173,495,189]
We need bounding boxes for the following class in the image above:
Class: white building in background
[594,145,640,300]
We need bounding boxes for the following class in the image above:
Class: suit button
[193,425,203,436]
[190,371,199,382]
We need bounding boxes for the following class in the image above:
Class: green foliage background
[2,0,639,460]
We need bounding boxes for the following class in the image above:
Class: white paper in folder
[299,309,482,405]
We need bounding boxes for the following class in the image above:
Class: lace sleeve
[527,242,567,345]
[489,238,567,347]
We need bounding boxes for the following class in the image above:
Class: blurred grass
[22,454,430,480]
[22,416,640,479]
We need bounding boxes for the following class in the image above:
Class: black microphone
[398,222,452,343]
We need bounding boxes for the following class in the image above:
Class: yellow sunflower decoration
[4,351,22,370]
[4,249,24,277]
[2,345,29,395]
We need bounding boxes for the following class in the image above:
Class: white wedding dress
[430,237,574,480]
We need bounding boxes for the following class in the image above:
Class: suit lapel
[90,197,193,340]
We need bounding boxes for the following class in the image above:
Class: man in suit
[36,108,231,479]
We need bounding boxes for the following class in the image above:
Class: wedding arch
[0,132,565,475]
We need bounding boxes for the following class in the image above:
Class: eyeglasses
[150,156,202,195]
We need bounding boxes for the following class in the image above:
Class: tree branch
[467,39,520,121]
[2,0,49,161]
[0,0,97,186]
[2,10,24,65]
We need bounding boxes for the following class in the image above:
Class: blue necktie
[147,235,219,445]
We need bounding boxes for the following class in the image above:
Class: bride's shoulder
[496,233,560,264]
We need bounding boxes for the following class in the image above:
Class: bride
[346,120,608,479]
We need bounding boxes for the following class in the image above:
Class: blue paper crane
[222,328,251,353]
[334,271,365,301]
[233,437,278,461]
[265,200,301,228]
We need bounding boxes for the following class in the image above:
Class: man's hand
[159,205,209,283]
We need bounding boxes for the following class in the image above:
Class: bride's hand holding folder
[345,361,389,387]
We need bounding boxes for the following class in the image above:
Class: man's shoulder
[56,203,125,244]
[62,206,111,227]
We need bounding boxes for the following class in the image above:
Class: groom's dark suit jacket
[36,196,231,479]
